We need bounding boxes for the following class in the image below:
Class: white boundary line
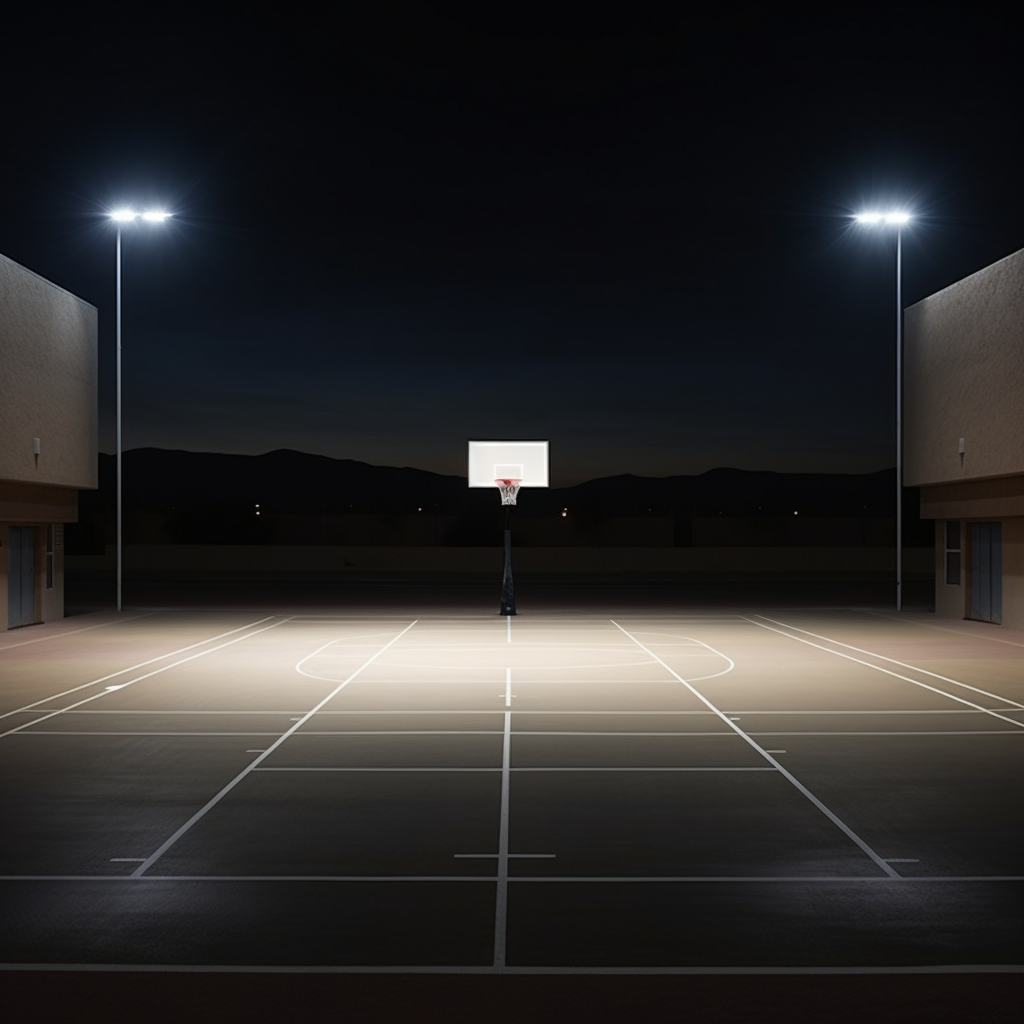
[0,611,154,652]
[755,615,1024,708]
[2,873,1022,883]
[16,963,1024,975]
[14,727,1021,740]
[747,617,1024,728]
[1,962,1021,975]
[494,706,512,967]
[611,620,900,879]
[869,610,1024,649]
[0,618,290,740]
[0,615,282,723]
[130,620,418,877]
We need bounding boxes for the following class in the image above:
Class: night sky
[3,7,1020,486]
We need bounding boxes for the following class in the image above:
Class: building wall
[998,517,1024,630]
[1,253,97,629]
[0,254,98,489]
[904,247,1024,488]
[905,246,1024,628]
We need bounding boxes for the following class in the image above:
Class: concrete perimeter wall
[69,544,932,582]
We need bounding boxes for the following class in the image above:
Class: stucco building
[904,246,1024,629]
[1,253,97,629]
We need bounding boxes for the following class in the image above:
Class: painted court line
[130,620,418,877]
[757,614,1024,704]
[494,703,512,968]
[251,766,774,773]
[454,854,555,859]
[512,770,774,774]
[749,730,1024,737]
[2,963,1020,977]
[12,731,289,737]
[16,728,777,738]
[0,615,282,723]
[0,611,154,652]
[756,615,1024,708]
[748,617,1024,729]
[3,873,1022,884]
[56,709,310,715]
[611,619,900,879]
[0,618,290,740]
[254,766,502,772]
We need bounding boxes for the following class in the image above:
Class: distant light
[560,508,568,518]
[111,209,138,222]
[142,210,171,222]
[856,212,883,224]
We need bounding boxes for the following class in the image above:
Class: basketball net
[496,478,521,506]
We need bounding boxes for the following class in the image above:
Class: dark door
[7,526,37,628]
[970,522,1002,624]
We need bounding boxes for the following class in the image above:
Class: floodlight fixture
[855,206,912,610]
[109,207,172,611]
[855,210,911,226]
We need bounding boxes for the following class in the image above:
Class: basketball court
[2,593,1022,1014]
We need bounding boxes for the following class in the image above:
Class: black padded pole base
[500,528,516,616]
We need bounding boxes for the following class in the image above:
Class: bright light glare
[110,209,172,223]
[856,210,911,226]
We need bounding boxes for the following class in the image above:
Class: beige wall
[919,476,1024,521]
[2,253,96,628]
[904,247,1024,488]
[0,253,98,490]
[1002,517,1024,631]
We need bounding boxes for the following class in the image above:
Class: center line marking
[505,668,512,708]
[493,704,512,968]
[454,854,556,859]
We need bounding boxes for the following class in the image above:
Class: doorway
[970,522,1002,624]
[7,526,37,628]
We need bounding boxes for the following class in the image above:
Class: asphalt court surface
[1,602,1023,978]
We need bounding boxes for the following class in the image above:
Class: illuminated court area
[1,596,1022,1011]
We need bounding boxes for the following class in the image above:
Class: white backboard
[467,440,549,488]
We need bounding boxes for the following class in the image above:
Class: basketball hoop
[495,478,521,506]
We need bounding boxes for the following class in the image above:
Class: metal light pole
[856,210,910,611]
[110,209,170,611]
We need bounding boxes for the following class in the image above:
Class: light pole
[856,210,910,611]
[110,208,171,612]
